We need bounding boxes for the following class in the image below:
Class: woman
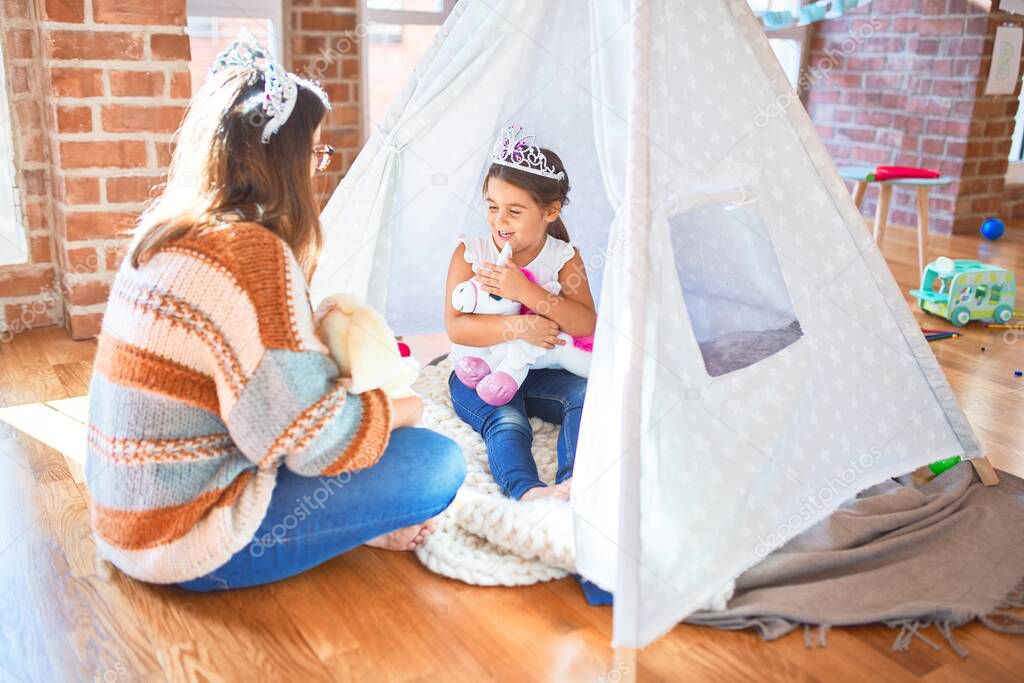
[84,34,465,591]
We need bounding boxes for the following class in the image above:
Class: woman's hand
[474,262,539,304]
[390,395,423,430]
[502,315,567,349]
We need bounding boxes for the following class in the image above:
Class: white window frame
[1007,77,1024,184]
[0,36,27,267]
[185,0,285,62]
[359,0,458,144]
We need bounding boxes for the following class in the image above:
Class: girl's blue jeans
[176,427,465,592]
[448,368,587,499]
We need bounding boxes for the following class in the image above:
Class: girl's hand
[389,395,423,430]
[475,262,537,303]
[502,315,567,349]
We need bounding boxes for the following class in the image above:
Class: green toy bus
[909,257,1017,327]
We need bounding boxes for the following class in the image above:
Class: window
[363,0,458,137]
[974,284,988,307]
[748,0,809,88]
[666,174,803,377]
[1008,78,1024,183]
[989,284,1003,304]
[186,0,284,96]
[0,36,27,266]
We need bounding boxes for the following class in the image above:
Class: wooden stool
[839,166,954,275]
[840,167,997,486]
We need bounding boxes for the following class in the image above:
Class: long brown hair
[127,66,328,280]
[483,147,571,242]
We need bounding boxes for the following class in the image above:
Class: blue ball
[981,217,1005,241]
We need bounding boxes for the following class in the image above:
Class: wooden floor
[1,223,1023,682]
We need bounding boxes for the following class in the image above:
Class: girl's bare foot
[365,518,437,551]
[519,483,570,502]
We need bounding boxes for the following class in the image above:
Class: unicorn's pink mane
[518,267,593,353]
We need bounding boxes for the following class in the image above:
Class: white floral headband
[209,29,331,144]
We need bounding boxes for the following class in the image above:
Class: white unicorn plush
[450,242,592,406]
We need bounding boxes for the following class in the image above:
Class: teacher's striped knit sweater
[85,222,392,584]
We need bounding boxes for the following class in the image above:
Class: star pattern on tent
[334,0,981,642]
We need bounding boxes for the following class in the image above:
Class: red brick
[169,71,190,99]
[838,127,876,143]
[323,83,350,102]
[65,212,137,240]
[154,141,173,166]
[29,235,51,263]
[44,0,84,22]
[926,119,971,137]
[291,35,326,56]
[14,100,42,130]
[328,104,359,126]
[50,68,104,98]
[0,267,56,298]
[150,33,190,61]
[93,0,186,25]
[25,203,48,230]
[109,70,164,97]
[921,138,945,155]
[46,30,144,60]
[101,105,186,133]
[69,312,104,340]
[932,79,971,98]
[4,303,59,333]
[864,73,904,89]
[66,247,100,273]
[4,29,34,59]
[106,175,163,203]
[56,105,92,133]
[22,169,47,197]
[341,58,359,79]
[62,176,100,205]
[9,66,31,95]
[66,279,111,306]
[20,133,45,164]
[300,11,356,31]
[3,0,32,20]
[59,140,147,168]
[916,18,965,35]
[105,245,127,271]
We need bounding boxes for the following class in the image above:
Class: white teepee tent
[312,0,981,650]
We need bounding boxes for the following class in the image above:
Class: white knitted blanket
[412,359,576,586]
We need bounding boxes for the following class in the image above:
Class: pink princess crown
[208,29,331,144]
[489,125,565,180]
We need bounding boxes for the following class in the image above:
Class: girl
[444,128,596,501]
[84,34,464,591]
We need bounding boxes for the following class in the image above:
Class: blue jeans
[449,368,587,499]
[176,427,465,592]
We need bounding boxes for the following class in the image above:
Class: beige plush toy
[315,294,420,398]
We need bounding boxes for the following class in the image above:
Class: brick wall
[286,0,363,204]
[804,0,1024,234]
[0,0,190,340]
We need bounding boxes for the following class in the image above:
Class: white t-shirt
[449,233,576,363]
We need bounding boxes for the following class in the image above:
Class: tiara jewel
[489,125,565,180]
[209,29,331,144]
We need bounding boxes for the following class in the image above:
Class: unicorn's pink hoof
[454,356,491,389]
[477,372,519,406]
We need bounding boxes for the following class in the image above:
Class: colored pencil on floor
[926,332,957,342]
[921,328,957,334]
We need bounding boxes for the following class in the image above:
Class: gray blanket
[686,463,1024,655]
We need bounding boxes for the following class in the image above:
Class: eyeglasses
[313,144,335,173]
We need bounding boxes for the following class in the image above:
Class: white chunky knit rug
[412,359,576,586]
